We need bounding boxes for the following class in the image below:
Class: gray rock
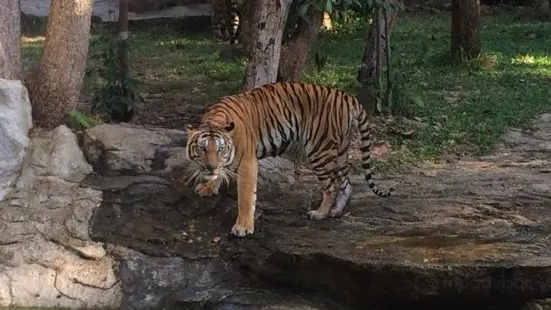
[0,125,122,309]
[86,117,551,310]
[83,123,184,175]
[30,125,93,183]
[0,79,32,201]
[82,123,297,196]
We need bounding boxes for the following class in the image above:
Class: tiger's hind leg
[306,147,338,220]
[307,177,336,220]
[329,141,352,218]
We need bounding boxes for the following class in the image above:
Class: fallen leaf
[400,129,415,137]
[370,140,391,158]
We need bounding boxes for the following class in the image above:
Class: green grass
[21,9,551,165]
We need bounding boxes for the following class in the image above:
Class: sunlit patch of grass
[22,36,45,43]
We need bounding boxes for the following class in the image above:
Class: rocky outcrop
[0,79,32,201]
[0,125,121,309]
[83,123,346,309]
[4,115,551,309]
[82,121,551,310]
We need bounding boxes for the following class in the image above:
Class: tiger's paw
[231,223,254,237]
[195,182,218,197]
[307,210,328,220]
[328,208,344,218]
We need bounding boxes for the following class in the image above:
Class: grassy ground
[21,8,551,168]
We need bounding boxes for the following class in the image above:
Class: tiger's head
[184,122,236,184]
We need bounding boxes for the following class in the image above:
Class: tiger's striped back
[199,82,393,198]
[188,82,393,237]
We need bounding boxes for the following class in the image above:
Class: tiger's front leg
[231,157,258,237]
[195,177,222,197]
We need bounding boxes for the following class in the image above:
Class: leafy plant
[89,32,145,122]
[66,109,104,131]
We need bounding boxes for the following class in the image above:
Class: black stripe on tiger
[186,82,395,237]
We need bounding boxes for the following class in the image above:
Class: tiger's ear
[224,122,235,132]
[186,124,195,134]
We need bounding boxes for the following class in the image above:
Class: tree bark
[243,0,293,90]
[356,6,399,85]
[0,0,22,80]
[451,0,481,61]
[238,0,254,55]
[28,0,94,129]
[118,0,129,39]
[356,3,399,112]
[277,6,324,82]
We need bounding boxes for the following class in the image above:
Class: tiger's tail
[356,106,394,197]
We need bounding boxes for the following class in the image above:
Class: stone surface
[82,123,296,195]
[0,125,121,309]
[108,243,351,310]
[0,79,33,201]
[84,118,551,309]
[29,125,93,183]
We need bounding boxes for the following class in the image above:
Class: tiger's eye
[216,139,225,150]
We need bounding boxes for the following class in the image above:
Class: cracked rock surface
[0,125,121,309]
[83,117,551,310]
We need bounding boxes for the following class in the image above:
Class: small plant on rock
[89,32,145,122]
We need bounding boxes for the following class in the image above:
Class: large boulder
[82,123,296,195]
[82,121,551,310]
[0,79,32,201]
[0,125,121,309]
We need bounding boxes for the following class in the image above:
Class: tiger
[184,82,394,237]
[211,0,242,44]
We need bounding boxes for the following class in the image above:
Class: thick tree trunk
[119,0,129,39]
[238,0,254,55]
[243,0,293,90]
[451,0,481,61]
[0,0,22,80]
[278,6,324,82]
[28,0,94,129]
[356,4,399,112]
[356,7,398,85]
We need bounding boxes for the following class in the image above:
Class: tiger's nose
[206,164,216,173]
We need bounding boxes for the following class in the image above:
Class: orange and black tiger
[211,0,242,44]
[185,82,394,237]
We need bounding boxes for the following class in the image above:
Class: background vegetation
[20,6,551,168]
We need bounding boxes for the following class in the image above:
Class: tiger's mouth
[203,169,219,181]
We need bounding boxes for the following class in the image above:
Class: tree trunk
[356,6,399,85]
[119,0,129,39]
[28,0,94,129]
[356,4,399,112]
[451,0,481,61]
[0,0,22,80]
[277,6,324,82]
[238,0,254,55]
[243,0,293,90]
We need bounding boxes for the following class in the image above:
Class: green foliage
[88,33,145,122]
[66,109,104,131]
[21,9,551,166]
